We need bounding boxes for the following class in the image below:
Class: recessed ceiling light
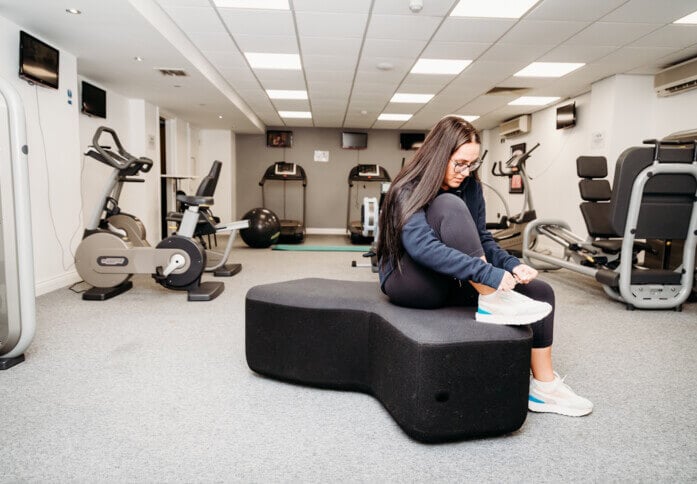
[245,53,301,70]
[377,62,394,71]
[509,96,560,106]
[134,56,143,62]
[174,85,181,88]
[218,115,223,119]
[390,93,434,103]
[674,10,697,24]
[378,113,412,121]
[450,0,538,18]
[65,8,81,14]
[514,62,584,78]
[455,115,480,122]
[411,58,471,75]
[214,0,289,9]
[266,89,308,100]
[279,111,312,119]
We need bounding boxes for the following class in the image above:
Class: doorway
[159,117,167,239]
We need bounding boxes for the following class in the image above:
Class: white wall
[481,74,697,239]
[198,129,234,223]
[0,16,82,294]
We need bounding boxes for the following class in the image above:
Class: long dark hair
[377,116,481,270]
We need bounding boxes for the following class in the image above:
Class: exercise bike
[75,127,227,301]
[481,143,540,257]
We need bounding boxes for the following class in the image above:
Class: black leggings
[384,194,554,348]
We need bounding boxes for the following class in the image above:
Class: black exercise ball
[241,207,281,248]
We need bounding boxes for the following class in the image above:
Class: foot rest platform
[245,278,532,442]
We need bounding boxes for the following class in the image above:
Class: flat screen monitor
[399,132,425,150]
[274,162,297,176]
[19,31,59,89]
[81,81,107,119]
[556,102,576,130]
[342,132,367,149]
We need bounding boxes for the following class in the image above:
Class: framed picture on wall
[509,174,524,194]
[266,130,293,148]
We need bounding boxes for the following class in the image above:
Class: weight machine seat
[609,146,696,240]
[245,278,533,443]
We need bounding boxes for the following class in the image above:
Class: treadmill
[346,164,391,244]
[259,162,307,243]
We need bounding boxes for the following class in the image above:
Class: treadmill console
[274,162,297,176]
[357,164,380,177]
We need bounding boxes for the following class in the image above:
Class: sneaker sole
[475,307,552,325]
[528,400,593,417]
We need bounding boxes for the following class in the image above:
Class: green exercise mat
[272,244,372,252]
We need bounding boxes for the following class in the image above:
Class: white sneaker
[528,372,593,417]
[475,290,552,325]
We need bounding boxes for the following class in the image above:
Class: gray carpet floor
[2,235,696,482]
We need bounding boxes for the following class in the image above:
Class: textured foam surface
[245,278,533,442]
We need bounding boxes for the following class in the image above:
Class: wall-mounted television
[267,130,292,148]
[81,81,107,119]
[399,132,425,150]
[342,132,367,149]
[19,31,59,89]
[556,102,576,130]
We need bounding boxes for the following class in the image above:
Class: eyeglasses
[451,159,482,173]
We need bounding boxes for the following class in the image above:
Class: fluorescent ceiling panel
[674,10,697,23]
[214,0,289,9]
[391,93,434,103]
[378,113,412,121]
[279,111,312,118]
[411,58,472,75]
[514,62,585,77]
[509,96,560,106]
[245,53,301,70]
[267,90,308,99]
[455,115,480,122]
[450,0,539,19]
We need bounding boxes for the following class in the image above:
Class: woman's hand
[497,272,517,291]
[512,264,538,284]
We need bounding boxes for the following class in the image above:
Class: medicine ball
[241,207,281,248]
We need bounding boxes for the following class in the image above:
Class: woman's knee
[518,279,555,306]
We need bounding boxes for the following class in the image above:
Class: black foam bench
[245,278,533,443]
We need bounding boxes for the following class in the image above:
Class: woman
[377,116,592,417]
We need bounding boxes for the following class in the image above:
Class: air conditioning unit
[499,115,530,138]
[654,57,697,97]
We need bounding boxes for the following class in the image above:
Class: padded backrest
[579,179,611,201]
[195,161,222,197]
[609,146,696,239]
[577,156,608,178]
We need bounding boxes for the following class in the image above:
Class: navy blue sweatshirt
[378,177,520,292]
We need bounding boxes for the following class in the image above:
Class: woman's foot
[528,373,593,417]
[475,290,552,325]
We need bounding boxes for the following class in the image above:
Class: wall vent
[156,68,188,77]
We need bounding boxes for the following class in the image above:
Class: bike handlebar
[90,126,153,173]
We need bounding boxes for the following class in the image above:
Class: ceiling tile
[254,70,306,88]
[218,9,295,36]
[538,44,617,63]
[526,0,626,21]
[601,0,697,24]
[399,75,454,92]
[500,20,589,45]
[478,43,553,63]
[421,41,490,59]
[372,0,457,16]
[293,0,372,13]
[161,6,222,32]
[233,34,299,54]
[361,38,427,59]
[187,31,237,51]
[367,14,443,41]
[202,49,247,68]
[565,22,661,47]
[296,12,368,38]
[305,70,355,83]
[303,54,360,71]
[300,36,363,57]
[270,99,311,111]
[433,18,515,43]
[629,25,697,49]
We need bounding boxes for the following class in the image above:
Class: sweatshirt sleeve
[401,209,506,289]
[474,183,521,273]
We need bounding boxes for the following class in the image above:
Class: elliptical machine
[75,127,224,301]
[481,143,540,256]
